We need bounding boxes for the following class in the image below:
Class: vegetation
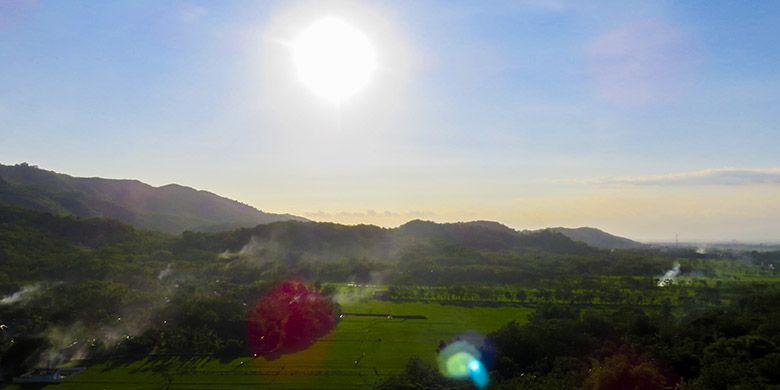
[1,204,779,388]
[384,286,780,389]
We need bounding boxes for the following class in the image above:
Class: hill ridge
[0,162,307,233]
[545,226,645,249]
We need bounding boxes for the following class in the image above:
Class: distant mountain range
[0,163,307,233]
[0,163,642,249]
[211,219,635,263]
[392,220,643,250]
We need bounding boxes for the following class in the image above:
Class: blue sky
[1,0,779,241]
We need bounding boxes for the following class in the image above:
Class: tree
[583,349,667,390]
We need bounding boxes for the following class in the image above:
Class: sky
[1,0,779,242]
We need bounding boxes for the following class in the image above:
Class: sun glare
[292,17,377,104]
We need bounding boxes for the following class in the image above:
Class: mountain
[396,220,522,250]
[546,227,645,249]
[395,220,593,254]
[188,218,599,266]
[0,163,307,233]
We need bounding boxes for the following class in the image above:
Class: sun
[292,17,377,104]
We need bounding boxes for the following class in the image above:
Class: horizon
[4,160,780,245]
[2,1,779,242]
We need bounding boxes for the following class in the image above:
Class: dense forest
[1,204,779,388]
[382,285,780,389]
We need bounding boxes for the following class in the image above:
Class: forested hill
[183,218,599,265]
[546,227,646,249]
[0,205,606,286]
[0,163,307,233]
[396,220,596,253]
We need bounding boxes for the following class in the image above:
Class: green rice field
[7,299,533,389]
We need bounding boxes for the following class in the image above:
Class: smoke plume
[157,263,173,280]
[0,284,40,305]
[657,262,681,287]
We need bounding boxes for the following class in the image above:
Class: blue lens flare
[467,358,488,389]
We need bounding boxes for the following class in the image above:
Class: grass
[7,298,532,389]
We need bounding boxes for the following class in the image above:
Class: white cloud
[567,168,780,186]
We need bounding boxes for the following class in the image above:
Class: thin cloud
[304,210,436,220]
[0,0,37,30]
[563,168,780,186]
[517,0,567,13]
[585,18,698,106]
[179,3,208,23]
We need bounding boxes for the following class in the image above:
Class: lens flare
[468,358,489,389]
[445,351,474,378]
[437,338,490,389]
[246,279,338,358]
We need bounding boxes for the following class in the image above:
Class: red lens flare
[246,280,338,358]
